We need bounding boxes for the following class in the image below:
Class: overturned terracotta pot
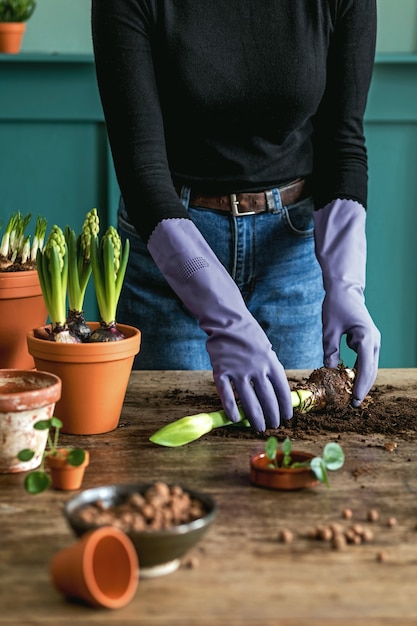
[50,526,139,609]
[0,369,61,473]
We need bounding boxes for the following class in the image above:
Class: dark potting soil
[160,375,417,442]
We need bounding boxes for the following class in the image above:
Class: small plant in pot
[0,0,37,54]
[26,208,141,435]
[250,436,345,491]
[0,212,48,369]
[17,416,89,493]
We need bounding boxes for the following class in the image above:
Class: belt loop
[270,187,283,213]
[177,185,191,209]
[265,189,276,212]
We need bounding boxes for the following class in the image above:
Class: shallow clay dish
[64,483,217,578]
[250,451,319,491]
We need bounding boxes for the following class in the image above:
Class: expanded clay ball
[278,528,294,544]
[387,517,398,528]
[331,533,347,551]
[367,509,379,522]
[342,508,353,520]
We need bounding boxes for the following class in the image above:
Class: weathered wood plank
[0,369,416,625]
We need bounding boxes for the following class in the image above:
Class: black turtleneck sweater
[91,0,376,242]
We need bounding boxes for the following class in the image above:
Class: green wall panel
[0,53,416,367]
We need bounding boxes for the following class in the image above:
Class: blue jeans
[117,187,324,370]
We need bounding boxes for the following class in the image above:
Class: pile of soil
[161,369,417,442]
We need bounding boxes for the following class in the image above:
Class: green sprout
[89,225,130,341]
[265,436,345,488]
[65,209,100,340]
[36,225,78,342]
[0,212,47,270]
[17,417,86,495]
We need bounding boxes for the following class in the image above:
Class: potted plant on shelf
[0,211,48,369]
[26,209,141,435]
[0,0,36,54]
[17,416,89,492]
[250,436,345,491]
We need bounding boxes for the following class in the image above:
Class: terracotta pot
[27,323,141,434]
[250,451,319,491]
[0,270,48,370]
[50,526,139,609]
[0,369,61,473]
[46,449,90,491]
[0,22,26,54]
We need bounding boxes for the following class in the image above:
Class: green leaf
[50,417,63,429]
[33,420,51,431]
[310,457,330,487]
[24,471,51,495]
[265,436,278,461]
[67,449,86,467]
[322,442,345,471]
[17,449,35,462]
[281,437,293,466]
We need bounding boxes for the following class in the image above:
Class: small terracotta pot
[0,22,26,54]
[250,451,319,490]
[50,526,139,609]
[0,270,48,370]
[27,323,141,434]
[46,449,90,491]
[0,369,61,473]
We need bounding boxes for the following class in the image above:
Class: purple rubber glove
[313,199,381,406]
[147,218,293,431]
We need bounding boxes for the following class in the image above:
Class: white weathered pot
[0,369,62,473]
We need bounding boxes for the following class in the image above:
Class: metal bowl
[63,483,217,578]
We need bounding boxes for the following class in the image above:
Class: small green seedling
[265,436,345,488]
[17,416,86,494]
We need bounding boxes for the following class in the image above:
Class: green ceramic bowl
[63,483,217,578]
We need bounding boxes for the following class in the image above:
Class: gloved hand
[147,217,293,431]
[313,199,381,406]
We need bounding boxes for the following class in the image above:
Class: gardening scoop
[149,367,355,447]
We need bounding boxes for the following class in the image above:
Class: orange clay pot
[0,23,26,54]
[46,449,90,491]
[50,526,139,609]
[0,369,61,473]
[27,323,141,435]
[250,450,319,491]
[27,322,141,435]
[0,270,48,370]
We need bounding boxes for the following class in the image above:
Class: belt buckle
[230,193,255,217]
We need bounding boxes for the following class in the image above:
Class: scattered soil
[158,368,417,442]
[215,386,417,442]
[75,481,208,532]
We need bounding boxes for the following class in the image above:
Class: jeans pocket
[282,196,315,238]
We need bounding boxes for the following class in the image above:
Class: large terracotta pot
[27,323,141,435]
[50,526,139,609]
[0,270,48,370]
[0,23,26,54]
[0,369,61,473]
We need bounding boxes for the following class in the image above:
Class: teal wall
[1,1,417,367]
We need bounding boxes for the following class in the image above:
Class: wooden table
[1,369,417,626]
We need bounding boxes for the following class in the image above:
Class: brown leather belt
[186,178,309,216]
